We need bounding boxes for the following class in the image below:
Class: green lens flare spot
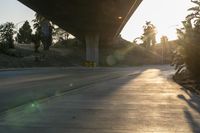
[31,103,35,107]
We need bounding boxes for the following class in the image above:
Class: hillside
[0,39,175,68]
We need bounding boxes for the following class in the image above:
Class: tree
[31,33,41,53]
[0,22,15,49]
[141,21,157,48]
[186,0,200,23]
[17,21,32,44]
[173,0,200,79]
[32,13,53,50]
[32,13,46,34]
[160,36,169,64]
[53,27,70,42]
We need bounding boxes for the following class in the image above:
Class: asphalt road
[0,66,154,112]
[0,65,199,132]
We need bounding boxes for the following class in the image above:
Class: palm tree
[142,21,157,48]
[186,0,200,21]
[174,0,200,79]
[32,13,53,50]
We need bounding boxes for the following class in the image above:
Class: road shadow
[178,88,200,133]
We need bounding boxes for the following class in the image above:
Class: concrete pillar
[85,34,99,65]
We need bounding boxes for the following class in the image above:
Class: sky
[121,0,194,42]
[0,0,35,28]
[0,0,195,42]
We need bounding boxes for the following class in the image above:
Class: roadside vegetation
[0,11,175,68]
[0,22,16,51]
[172,0,200,94]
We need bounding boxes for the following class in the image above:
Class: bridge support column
[85,34,99,65]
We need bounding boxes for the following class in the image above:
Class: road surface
[0,65,199,133]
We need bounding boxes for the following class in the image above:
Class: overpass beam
[85,34,99,65]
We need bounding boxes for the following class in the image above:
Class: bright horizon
[121,0,194,42]
[0,0,195,42]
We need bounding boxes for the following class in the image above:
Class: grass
[0,38,175,68]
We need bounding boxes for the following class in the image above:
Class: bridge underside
[19,0,142,41]
[18,0,142,64]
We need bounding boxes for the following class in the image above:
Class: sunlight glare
[121,0,195,42]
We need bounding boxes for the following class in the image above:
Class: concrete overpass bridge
[18,0,143,64]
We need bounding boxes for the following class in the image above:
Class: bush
[82,61,97,67]
[53,38,84,49]
[0,42,9,52]
[184,42,200,79]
